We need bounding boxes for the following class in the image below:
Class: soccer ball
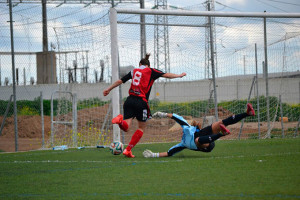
[109,141,124,155]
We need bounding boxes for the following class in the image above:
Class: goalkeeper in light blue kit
[143,103,255,158]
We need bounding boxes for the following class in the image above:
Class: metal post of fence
[208,3,218,122]
[255,44,261,139]
[263,15,271,138]
[72,93,78,147]
[8,0,18,151]
[279,95,284,138]
[202,89,214,127]
[50,93,54,147]
[40,91,45,148]
[236,79,239,100]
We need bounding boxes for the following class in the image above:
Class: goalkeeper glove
[143,149,159,158]
[152,111,168,118]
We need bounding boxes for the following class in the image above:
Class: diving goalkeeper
[143,103,255,158]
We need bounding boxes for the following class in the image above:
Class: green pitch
[0,138,299,200]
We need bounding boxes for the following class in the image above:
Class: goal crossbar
[115,8,300,18]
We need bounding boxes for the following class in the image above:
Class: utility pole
[205,0,218,79]
[8,0,19,151]
[42,0,48,52]
[154,0,170,73]
[140,0,146,59]
[208,2,218,122]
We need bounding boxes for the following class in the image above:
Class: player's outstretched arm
[152,112,172,118]
[162,72,186,79]
[153,112,189,127]
[103,79,123,96]
[143,149,168,158]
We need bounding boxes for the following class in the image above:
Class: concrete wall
[0,77,299,104]
[36,51,57,84]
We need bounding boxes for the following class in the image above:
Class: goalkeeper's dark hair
[139,53,151,66]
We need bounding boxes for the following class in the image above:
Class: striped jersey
[121,65,165,102]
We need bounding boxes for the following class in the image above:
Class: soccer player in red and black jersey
[103,54,186,158]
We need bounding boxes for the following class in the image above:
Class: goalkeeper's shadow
[170,154,212,159]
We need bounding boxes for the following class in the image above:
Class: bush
[0,96,298,121]
[150,96,300,122]
[18,106,39,116]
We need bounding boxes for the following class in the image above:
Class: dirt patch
[0,115,51,152]
[0,115,51,138]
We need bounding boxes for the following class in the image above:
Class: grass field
[0,138,300,200]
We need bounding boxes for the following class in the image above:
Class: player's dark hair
[191,120,202,129]
[139,53,150,66]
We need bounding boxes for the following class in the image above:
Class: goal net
[110,8,300,144]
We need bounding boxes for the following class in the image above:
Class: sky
[157,0,300,13]
[0,0,299,84]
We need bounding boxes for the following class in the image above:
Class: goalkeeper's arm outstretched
[143,103,255,158]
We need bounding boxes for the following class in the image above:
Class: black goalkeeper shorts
[194,125,213,138]
[194,125,215,153]
[123,95,149,122]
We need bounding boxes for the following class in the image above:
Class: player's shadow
[171,154,211,159]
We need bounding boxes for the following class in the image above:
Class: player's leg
[123,121,146,158]
[123,98,148,158]
[211,121,230,135]
[222,103,255,126]
[112,114,131,132]
[211,103,255,134]
[196,125,226,148]
[111,97,135,132]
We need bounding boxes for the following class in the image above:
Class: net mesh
[114,12,300,143]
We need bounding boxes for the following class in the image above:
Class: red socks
[119,120,129,132]
[126,129,143,151]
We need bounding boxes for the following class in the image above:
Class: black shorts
[194,125,213,138]
[194,125,215,153]
[123,95,150,122]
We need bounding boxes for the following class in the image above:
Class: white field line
[0,151,299,164]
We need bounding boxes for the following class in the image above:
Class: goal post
[110,8,121,143]
[110,7,300,143]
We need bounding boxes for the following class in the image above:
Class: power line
[215,1,242,12]
[260,0,300,7]
[0,3,103,28]
[255,0,288,12]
